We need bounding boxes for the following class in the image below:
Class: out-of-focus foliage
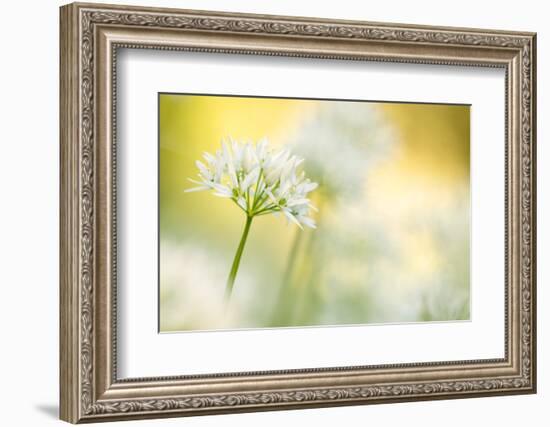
[159,95,470,332]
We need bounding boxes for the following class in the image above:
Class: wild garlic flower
[186,138,318,299]
[290,102,395,197]
[186,138,318,229]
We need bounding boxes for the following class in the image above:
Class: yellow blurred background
[159,94,470,332]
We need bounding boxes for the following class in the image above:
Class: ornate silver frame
[60,2,537,423]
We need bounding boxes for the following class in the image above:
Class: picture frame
[59,2,537,423]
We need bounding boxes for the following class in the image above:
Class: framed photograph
[60,2,537,423]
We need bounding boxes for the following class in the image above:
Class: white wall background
[0,0,545,425]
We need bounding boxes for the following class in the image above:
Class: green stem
[253,205,279,216]
[270,228,303,326]
[225,215,253,300]
[251,169,264,210]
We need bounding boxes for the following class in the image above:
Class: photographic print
[159,94,471,332]
[61,6,536,420]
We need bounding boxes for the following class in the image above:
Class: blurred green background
[159,94,470,332]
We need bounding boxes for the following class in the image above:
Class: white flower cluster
[186,138,318,229]
[290,102,395,197]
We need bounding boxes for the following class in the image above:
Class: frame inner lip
[109,42,511,383]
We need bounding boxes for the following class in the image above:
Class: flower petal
[211,182,233,197]
[184,186,209,193]
[283,208,303,229]
[241,167,259,191]
[213,192,233,198]
[286,198,309,207]
[299,216,317,229]
[195,160,210,179]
